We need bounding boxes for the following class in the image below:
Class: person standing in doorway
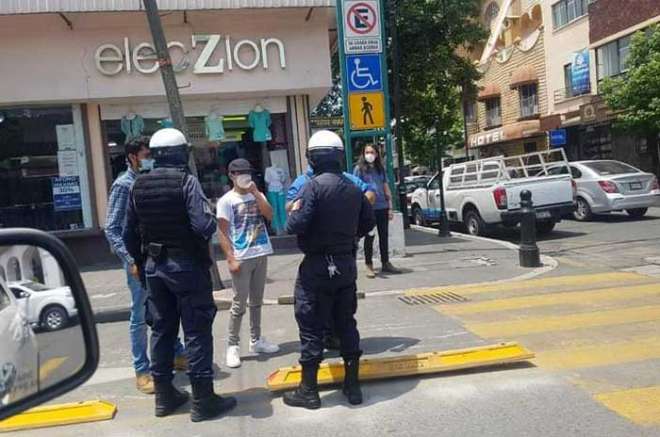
[354,144,401,278]
[104,136,186,395]
[217,159,280,369]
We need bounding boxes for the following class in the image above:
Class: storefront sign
[52,176,82,212]
[571,49,590,95]
[469,129,506,148]
[95,35,287,76]
[550,129,567,147]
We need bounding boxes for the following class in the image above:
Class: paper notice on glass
[58,150,79,177]
[56,124,75,150]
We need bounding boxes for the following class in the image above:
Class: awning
[509,65,538,88]
[468,120,542,148]
[477,83,501,101]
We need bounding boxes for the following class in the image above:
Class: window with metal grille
[519,84,539,118]
[485,98,501,128]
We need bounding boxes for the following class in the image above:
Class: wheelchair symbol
[350,58,380,90]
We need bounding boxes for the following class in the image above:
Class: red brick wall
[589,0,660,43]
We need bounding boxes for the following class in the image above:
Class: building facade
[0,2,336,264]
[466,0,551,158]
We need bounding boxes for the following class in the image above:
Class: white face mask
[235,174,252,189]
[365,153,376,164]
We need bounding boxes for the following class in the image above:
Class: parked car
[541,160,660,221]
[404,176,431,214]
[7,281,77,332]
[411,149,576,235]
[0,278,39,407]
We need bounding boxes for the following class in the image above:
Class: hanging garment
[205,114,225,142]
[266,190,287,235]
[120,114,145,143]
[248,109,272,142]
[264,166,287,193]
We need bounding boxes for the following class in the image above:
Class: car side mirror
[0,229,99,421]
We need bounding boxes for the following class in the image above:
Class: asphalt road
[480,206,660,275]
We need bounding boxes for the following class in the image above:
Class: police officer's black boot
[154,380,190,417]
[342,359,363,405]
[190,378,238,422]
[283,364,321,409]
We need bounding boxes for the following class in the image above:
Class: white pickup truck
[410,149,576,235]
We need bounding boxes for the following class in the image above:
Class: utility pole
[143,0,224,290]
[389,0,409,228]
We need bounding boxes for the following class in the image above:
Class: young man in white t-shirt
[217,159,280,368]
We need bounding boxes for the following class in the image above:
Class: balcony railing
[554,86,591,104]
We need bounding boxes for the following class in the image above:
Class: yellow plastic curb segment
[267,342,534,391]
[0,400,117,433]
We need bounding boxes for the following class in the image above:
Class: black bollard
[519,190,541,268]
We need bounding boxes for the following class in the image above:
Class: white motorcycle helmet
[149,128,189,169]
[308,130,344,151]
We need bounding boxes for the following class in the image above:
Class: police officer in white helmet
[284,130,375,409]
[123,128,237,422]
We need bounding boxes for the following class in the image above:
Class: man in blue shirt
[104,136,185,395]
[286,165,375,212]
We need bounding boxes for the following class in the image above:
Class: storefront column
[86,103,109,227]
[288,95,311,175]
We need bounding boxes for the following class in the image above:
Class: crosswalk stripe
[406,272,652,297]
[466,304,660,338]
[438,283,660,316]
[533,336,660,370]
[595,386,660,426]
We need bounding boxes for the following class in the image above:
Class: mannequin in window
[121,112,145,144]
[264,163,288,235]
[248,104,272,143]
[205,109,225,142]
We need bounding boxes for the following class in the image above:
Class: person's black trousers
[364,208,389,266]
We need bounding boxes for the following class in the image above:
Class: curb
[276,291,366,305]
[410,224,559,282]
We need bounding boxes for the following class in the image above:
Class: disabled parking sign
[346,54,382,92]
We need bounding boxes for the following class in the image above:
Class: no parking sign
[343,0,382,54]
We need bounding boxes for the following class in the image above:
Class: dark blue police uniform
[286,169,375,367]
[124,167,217,383]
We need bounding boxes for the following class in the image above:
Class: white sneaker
[226,345,241,368]
[249,337,280,354]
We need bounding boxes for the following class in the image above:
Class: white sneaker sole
[226,360,242,369]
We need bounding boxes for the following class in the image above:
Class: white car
[8,281,77,332]
[0,279,39,407]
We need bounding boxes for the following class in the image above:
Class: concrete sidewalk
[83,229,536,320]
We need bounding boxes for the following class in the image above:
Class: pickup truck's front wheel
[536,220,556,235]
[412,206,426,227]
[464,209,486,236]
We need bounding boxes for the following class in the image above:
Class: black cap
[228,158,253,173]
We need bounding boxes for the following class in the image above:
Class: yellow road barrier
[0,400,116,433]
[267,342,534,391]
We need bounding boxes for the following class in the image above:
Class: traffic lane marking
[405,272,654,297]
[465,304,660,338]
[437,283,660,316]
[595,386,660,426]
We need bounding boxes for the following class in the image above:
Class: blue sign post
[550,129,567,147]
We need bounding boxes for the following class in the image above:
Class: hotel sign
[469,129,506,148]
[95,35,287,76]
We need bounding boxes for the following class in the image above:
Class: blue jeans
[125,263,185,374]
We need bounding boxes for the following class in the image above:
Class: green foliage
[397,0,485,165]
[600,25,660,135]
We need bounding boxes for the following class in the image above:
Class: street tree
[396,0,485,166]
[600,25,660,175]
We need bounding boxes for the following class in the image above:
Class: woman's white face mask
[235,174,252,189]
[365,153,377,164]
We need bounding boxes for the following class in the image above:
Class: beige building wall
[541,0,592,117]
[475,32,549,131]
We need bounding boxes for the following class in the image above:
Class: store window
[484,98,502,128]
[552,0,588,30]
[597,35,631,80]
[103,110,291,206]
[519,84,539,118]
[0,106,91,231]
